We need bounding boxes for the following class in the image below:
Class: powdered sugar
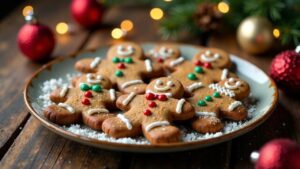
[37,74,257,144]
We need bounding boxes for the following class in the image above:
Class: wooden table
[1,1,299,168]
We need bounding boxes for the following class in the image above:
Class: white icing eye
[229,78,235,82]
[96,75,103,80]
[155,80,163,85]
[214,53,220,58]
[167,81,174,87]
[205,50,211,56]
[86,73,93,78]
[167,48,174,54]
[128,45,134,51]
[236,81,242,86]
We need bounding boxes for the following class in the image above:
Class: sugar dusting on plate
[37,74,256,145]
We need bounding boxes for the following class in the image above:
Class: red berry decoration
[81,98,91,105]
[71,0,104,29]
[157,58,164,63]
[146,93,156,100]
[157,94,167,101]
[117,63,126,69]
[148,101,157,108]
[84,91,93,98]
[17,12,55,61]
[269,46,300,94]
[251,139,300,169]
[194,60,203,66]
[203,62,212,69]
[143,109,152,116]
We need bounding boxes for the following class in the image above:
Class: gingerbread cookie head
[217,77,250,100]
[146,77,184,99]
[72,73,112,89]
[146,44,181,63]
[192,48,231,69]
[107,42,143,60]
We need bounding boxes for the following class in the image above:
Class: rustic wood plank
[0,0,88,156]
[208,33,297,168]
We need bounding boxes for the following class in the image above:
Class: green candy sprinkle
[197,100,206,106]
[80,83,90,91]
[112,57,120,63]
[115,70,123,77]
[187,73,197,80]
[195,66,204,73]
[120,58,125,62]
[205,95,213,102]
[213,92,221,98]
[124,57,133,63]
[91,85,102,92]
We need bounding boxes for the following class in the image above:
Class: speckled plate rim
[24,42,278,153]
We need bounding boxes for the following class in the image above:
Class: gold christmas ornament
[237,16,274,54]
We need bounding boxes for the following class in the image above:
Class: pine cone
[194,3,223,32]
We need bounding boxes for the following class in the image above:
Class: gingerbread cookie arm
[49,85,71,103]
[210,68,237,82]
[74,57,102,73]
[167,98,195,121]
[219,99,248,121]
[139,59,165,78]
[116,92,140,111]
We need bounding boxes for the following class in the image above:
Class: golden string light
[273,28,280,38]
[56,22,69,35]
[22,5,33,16]
[150,8,164,20]
[217,1,230,14]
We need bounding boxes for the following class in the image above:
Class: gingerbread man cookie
[164,48,236,94]
[44,83,120,130]
[102,77,195,144]
[75,42,164,94]
[187,77,250,133]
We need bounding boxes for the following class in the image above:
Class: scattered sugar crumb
[37,75,257,144]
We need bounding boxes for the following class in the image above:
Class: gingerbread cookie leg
[82,107,115,130]
[220,100,247,121]
[192,112,224,133]
[102,111,142,138]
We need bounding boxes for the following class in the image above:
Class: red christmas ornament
[148,101,157,108]
[157,94,167,101]
[269,47,300,93]
[143,109,152,116]
[251,139,300,169]
[84,91,93,98]
[17,12,55,61]
[146,93,156,100]
[71,0,104,29]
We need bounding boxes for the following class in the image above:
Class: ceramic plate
[24,43,278,153]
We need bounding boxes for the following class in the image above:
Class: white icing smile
[224,78,242,90]
[86,73,103,84]
[117,45,135,56]
[154,80,174,92]
[201,50,220,62]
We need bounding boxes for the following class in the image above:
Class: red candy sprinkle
[157,58,164,63]
[81,98,91,105]
[143,109,152,116]
[203,62,212,69]
[146,93,156,100]
[157,94,167,101]
[117,63,126,69]
[84,91,93,98]
[148,101,157,108]
[194,60,203,66]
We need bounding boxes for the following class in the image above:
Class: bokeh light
[273,28,280,38]
[56,22,69,35]
[22,5,33,16]
[120,20,134,32]
[111,28,123,39]
[150,8,164,20]
[218,2,230,14]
